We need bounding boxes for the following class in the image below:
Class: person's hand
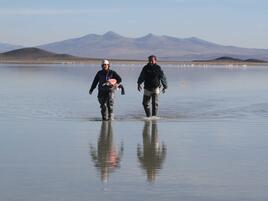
[137,85,142,92]
[162,87,166,94]
[89,90,93,95]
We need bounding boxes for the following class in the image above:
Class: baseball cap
[102,59,109,65]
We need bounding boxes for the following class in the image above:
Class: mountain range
[1,31,268,61]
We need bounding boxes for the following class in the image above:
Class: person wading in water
[89,59,122,121]
[137,55,168,118]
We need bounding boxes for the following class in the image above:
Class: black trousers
[142,92,159,117]
[98,90,115,120]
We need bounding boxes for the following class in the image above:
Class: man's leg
[108,91,115,120]
[152,93,159,116]
[98,95,108,120]
[142,94,152,117]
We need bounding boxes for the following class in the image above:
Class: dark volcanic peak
[142,33,155,38]
[214,56,243,61]
[1,47,80,60]
[138,33,161,40]
[102,31,122,39]
[3,47,56,57]
[194,56,267,63]
[244,58,266,63]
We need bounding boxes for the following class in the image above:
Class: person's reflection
[90,121,123,182]
[137,121,167,182]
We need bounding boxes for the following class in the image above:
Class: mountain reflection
[90,121,123,182]
[137,121,167,182]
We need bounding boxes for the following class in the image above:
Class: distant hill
[0,42,23,53]
[38,31,268,61]
[214,56,243,62]
[244,58,266,63]
[194,56,267,63]
[0,47,86,61]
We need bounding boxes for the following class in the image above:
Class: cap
[102,59,110,65]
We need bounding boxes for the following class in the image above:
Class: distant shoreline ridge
[0,47,267,65]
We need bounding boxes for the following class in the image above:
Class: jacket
[90,69,122,93]
[137,63,168,90]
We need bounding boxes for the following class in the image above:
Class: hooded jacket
[137,63,167,90]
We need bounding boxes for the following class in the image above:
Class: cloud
[0,8,120,16]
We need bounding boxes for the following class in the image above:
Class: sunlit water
[1,64,268,201]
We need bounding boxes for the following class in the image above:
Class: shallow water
[1,64,268,201]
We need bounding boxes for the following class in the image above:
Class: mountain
[35,31,268,61]
[0,47,85,61]
[0,42,23,53]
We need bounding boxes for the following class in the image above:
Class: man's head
[101,59,110,71]
[148,55,157,65]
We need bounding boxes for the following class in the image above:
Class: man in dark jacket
[89,59,122,120]
[137,55,168,117]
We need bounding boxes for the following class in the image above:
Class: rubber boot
[108,113,114,121]
[101,110,108,121]
[144,107,151,117]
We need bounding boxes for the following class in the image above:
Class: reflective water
[1,64,268,201]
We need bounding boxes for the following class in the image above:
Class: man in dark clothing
[89,59,122,120]
[137,55,168,117]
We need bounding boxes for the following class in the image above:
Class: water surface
[1,63,268,201]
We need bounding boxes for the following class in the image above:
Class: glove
[137,85,142,92]
[89,90,93,95]
[118,84,125,95]
[162,88,166,94]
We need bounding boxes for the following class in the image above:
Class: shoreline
[1,59,268,66]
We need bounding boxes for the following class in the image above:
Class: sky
[1,0,268,49]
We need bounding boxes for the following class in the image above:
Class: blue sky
[1,0,267,48]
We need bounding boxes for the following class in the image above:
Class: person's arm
[137,67,145,91]
[112,71,122,84]
[137,67,145,85]
[159,68,168,92]
[89,72,99,94]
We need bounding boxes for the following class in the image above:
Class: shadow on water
[137,120,167,182]
[89,121,124,183]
